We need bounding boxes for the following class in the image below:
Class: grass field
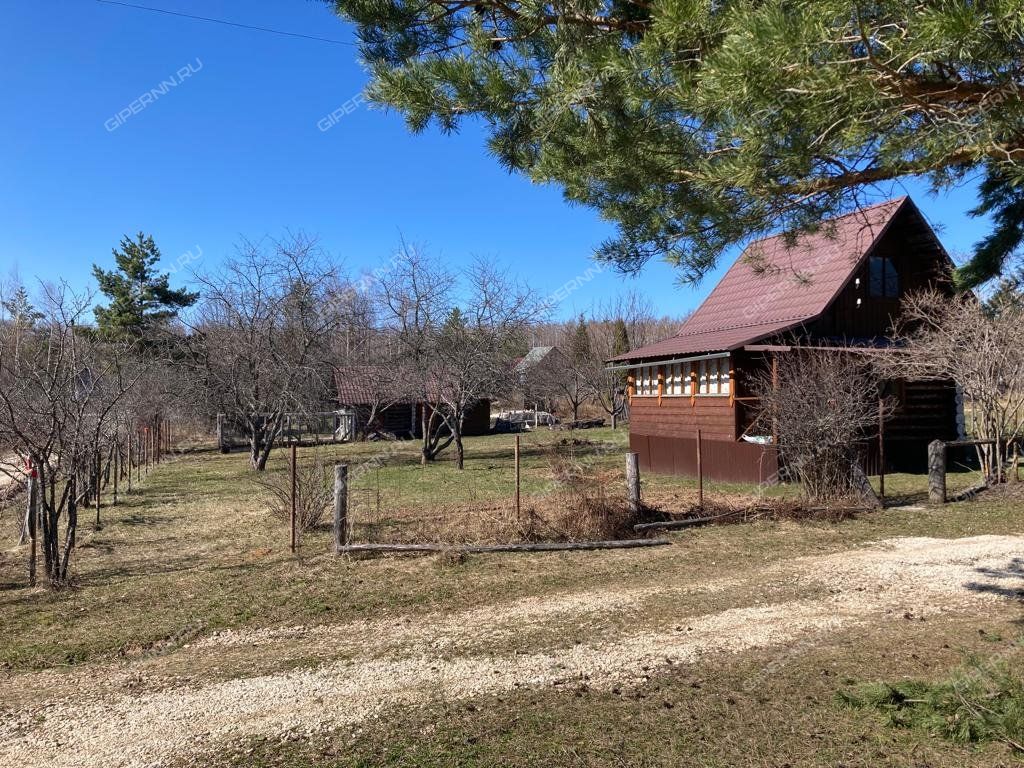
[1,427,1021,767]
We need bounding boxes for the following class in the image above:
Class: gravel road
[2,534,1021,768]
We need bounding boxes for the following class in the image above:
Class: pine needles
[839,650,1024,756]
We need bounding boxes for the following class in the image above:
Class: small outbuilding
[334,365,491,438]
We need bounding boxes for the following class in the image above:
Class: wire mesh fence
[340,435,642,545]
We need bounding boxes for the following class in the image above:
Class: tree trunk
[454,431,464,470]
[59,475,77,583]
[421,405,430,465]
[27,471,37,587]
[252,415,282,471]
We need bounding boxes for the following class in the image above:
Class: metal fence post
[514,435,521,520]
[290,444,298,553]
[333,463,349,553]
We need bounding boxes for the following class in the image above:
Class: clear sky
[0,0,994,321]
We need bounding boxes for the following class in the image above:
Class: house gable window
[868,255,899,298]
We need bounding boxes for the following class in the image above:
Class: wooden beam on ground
[634,514,733,531]
[337,539,671,555]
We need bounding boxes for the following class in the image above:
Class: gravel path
[2,534,1021,768]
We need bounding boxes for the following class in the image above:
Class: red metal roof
[612,197,910,361]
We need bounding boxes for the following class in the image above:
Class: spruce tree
[569,315,592,367]
[2,285,42,329]
[327,0,1024,285]
[92,233,198,341]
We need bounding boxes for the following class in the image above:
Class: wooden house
[334,365,491,438]
[608,197,962,483]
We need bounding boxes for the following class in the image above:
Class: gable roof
[611,197,932,361]
[335,365,413,406]
[514,346,553,373]
[513,346,567,374]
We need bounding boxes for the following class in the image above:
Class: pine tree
[568,315,591,365]
[92,233,198,341]
[961,165,1024,289]
[329,0,1024,284]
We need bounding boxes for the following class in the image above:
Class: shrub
[254,451,332,535]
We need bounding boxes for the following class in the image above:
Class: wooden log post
[878,398,886,503]
[333,463,349,553]
[696,429,704,508]
[928,439,947,504]
[514,434,521,521]
[290,444,298,554]
[112,444,118,505]
[626,452,641,514]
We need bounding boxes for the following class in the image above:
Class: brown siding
[413,399,492,437]
[630,433,778,484]
[629,395,738,441]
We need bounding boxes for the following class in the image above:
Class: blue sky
[0,0,993,321]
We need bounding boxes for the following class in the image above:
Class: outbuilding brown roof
[611,197,914,361]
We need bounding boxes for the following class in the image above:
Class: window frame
[629,356,731,398]
[868,255,899,299]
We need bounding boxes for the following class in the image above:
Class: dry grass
[0,427,1011,676]
[350,435,657,545]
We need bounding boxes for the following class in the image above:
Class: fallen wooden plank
[634,514,733,532]
[337,539,672,555]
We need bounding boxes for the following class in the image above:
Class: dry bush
[752,349,889,504]
[254,452,332,534]
[887,290,1024,481]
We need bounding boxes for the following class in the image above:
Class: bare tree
[186,234,341,471]
[888,290,1024,481]
[553,316,596,422]
[752,350,888,504]
[374,243,455,463]
[0,284,142,585]
[432,261,541,467]
[375,246,542,467]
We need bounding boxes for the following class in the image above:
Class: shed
[334,365,491,438]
